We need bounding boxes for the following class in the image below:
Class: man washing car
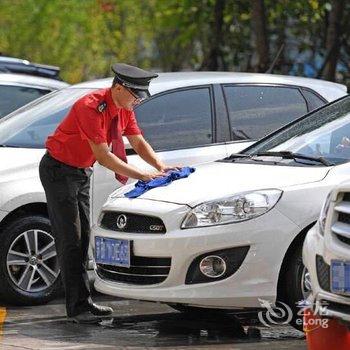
[39,63,178,323]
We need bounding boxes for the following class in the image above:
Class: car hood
[112,161,331,207]
[0,147,45,182]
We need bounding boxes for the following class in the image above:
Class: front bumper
[92,198,299,309]
[303,225,350,323]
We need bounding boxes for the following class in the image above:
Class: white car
[93,95,350,330]
[303,180,350,324]
[0,73,68,118]
[0,72,346,306]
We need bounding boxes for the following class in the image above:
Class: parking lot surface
[0,295,307,350]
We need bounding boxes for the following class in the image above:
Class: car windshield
[0,87,97,148]
[236,96,350,166]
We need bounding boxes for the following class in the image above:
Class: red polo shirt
[46,88,141,168]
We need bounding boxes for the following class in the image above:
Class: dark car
[0,56,62,80]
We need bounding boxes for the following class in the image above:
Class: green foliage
[0,0,348,84]
[0,0,151,82]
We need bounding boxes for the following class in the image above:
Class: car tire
[0,215,62,306]
[281,243,308,332]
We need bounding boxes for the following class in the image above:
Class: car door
[0,84,51,118]
[222,85,310,155]
[91,86,228,224]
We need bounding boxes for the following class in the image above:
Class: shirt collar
[106,88,120,117]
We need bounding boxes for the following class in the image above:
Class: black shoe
[88,303,113,316]
[67,311,102,324]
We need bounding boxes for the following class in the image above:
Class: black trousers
[39,152,93,317]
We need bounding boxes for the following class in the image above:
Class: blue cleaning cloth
[124,167,195,199]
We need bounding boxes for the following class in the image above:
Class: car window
[0,88,95,148]
[0,85,50,118]
[223,85,308,141]
[135,87,212,151]
[301,89,326,110]
[243,96,350,165]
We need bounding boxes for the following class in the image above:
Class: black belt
[44,151,88,171]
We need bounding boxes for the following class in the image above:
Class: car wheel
[281,242,310,331]
[0,215,62,306]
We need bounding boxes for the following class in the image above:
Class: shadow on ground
[0,297,306,349]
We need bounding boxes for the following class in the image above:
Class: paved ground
[0,295,307,350]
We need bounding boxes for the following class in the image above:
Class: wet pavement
[0,295,307,349]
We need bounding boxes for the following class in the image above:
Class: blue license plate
[331,260,350,295]
[95,236,131,267]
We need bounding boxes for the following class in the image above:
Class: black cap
[111,63,158,99]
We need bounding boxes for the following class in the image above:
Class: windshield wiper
[223,153,252,161]
[254,151,334,166]
[223,153,279,163]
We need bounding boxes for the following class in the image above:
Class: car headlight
[318,192,332,236]
[181,189,282,229]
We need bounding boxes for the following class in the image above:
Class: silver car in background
[0,73,69,118]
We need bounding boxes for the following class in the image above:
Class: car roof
[0,56,29,63]
[0,73,69,90]
[0,56,62,80]
[71,72,347,101]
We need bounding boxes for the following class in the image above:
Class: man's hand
[127,135,182,173]
[140,171,165,182]
[157,164,182,173]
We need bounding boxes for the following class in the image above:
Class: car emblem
[116,214,127,229]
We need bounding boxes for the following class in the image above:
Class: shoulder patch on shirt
[97,101,107,113]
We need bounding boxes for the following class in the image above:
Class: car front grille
[336,233,350,245]
[316,255,330,292]
[331,192,350,247]
[96,256,171,285]
[339,212,350,225]
[320,300,350,315]
[100,211,166,234]
[343,193,350,202]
